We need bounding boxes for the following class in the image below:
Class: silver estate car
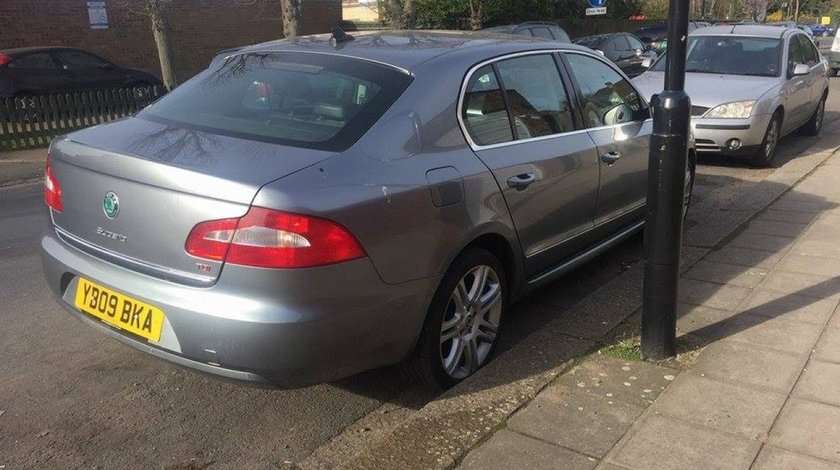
[41,31,695,389]
[633,25,829,166]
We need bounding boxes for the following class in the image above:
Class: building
[1,0,342,81]
[342,0,380,23]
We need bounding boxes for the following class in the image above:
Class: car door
[54,50,123,91]
[783,35,811,131]
[4,51,65,95]
[797,34,826,111]
[563,52,651,227]
[460,54,600,278]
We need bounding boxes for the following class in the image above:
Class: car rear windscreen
[139,52,413,152]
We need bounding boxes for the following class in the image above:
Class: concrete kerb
[333,142,840,469]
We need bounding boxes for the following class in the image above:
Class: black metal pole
[641,0,691,360]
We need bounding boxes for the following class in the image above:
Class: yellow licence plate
[74,278,165,342]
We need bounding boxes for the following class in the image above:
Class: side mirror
[792,63,810,76]
[635,49,644,57]
[595,49,605,56]
[641,57,653,69]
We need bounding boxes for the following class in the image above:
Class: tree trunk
[794,0,800,22]
[148,0,177,90]
[281,0,301,38]
[384,0,414,29]
[402,0,415,29]
[468,0,484,30]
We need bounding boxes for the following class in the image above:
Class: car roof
[1,46,95,56]
[691,24,799,38]
[232,30,592,73]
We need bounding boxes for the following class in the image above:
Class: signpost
[586,7,607,15]
[641,0,691,359]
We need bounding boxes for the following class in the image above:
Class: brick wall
[0,0,342,81]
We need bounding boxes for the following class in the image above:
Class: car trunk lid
[49,117,335,285]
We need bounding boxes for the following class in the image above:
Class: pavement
[458,149,840,470]
[1,81,840,468]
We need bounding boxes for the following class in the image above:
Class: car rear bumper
[691,114,771,156]
[41,227,438,388]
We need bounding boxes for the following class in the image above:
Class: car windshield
[574,36,607,47]
[651,36,782,77]
[139,52,412,151]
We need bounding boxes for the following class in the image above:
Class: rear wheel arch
[463,233,518,300]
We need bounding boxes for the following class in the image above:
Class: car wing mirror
[641,57,654,69]
[792,63,810,76]
[635,48,644,57]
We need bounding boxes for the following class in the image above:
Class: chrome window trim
[457,49,650,152]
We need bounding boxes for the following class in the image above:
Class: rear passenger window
[566,53,643,128]
[462,65,513,146]
[495,54,575,138]
[531,27,553,39]
[8,53,56,70]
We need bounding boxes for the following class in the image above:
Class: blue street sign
[588,0,606,7]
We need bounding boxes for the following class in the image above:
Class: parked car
[823,30,840,76]
[41,30,695,389]
[810,23,835,37]
[0,47,162,99]
[482,22,571,42]
[633,25,829,166]
[633,20,709,54]
[766,21,815,36]
[573,32,657,77]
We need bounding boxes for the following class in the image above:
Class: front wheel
[404,248,507,390]
[800,95,827,136]
[751,112,781,167]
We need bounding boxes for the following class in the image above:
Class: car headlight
[705,100,756,119]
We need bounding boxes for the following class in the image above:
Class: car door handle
[507,173,536,190]
[601,151,622,165]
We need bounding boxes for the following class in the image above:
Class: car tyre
[404,248,507,390]
[800,94,827,137]
[751,112,781,167]
[683,155,695,221]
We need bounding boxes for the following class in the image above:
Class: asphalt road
[2,78,839,469]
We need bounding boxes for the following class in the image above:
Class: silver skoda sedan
[633,25,829,166]
[41,31,695,389]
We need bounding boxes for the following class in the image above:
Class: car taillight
[44,154,63,212]
[185,207,366,268]
[0,54,12,67]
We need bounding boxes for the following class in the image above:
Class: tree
[147,0,178,90]
[383,0,417,29]
[467,0,486,30]
[281,0,302,37]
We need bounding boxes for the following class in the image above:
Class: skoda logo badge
[103,191,120,219]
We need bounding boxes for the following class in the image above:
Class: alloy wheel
[440,265,502,379]
[764,119,778,158]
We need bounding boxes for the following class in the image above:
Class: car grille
[691,106,710,117]
[695,138,720,152]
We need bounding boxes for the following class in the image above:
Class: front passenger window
[566,53,643,128]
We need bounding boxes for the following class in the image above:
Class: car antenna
[331,26,354,46]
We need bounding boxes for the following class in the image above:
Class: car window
[8,53,56,70]
[788,36,805,74]
[566,53,643,128]
[496,54,575,138]
[551,27,571,43]
[614,35,631,51]
[57,51,109,70]
[516,28,533,37]
[653,36,782,77]
[797,35,818,64]
[531,27,554,39]
[141,52,412,152]
[462,65,514,146]
[627,35,645,51]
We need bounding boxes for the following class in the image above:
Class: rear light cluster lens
[0,54,12,67]
[44,154,63,212]
[185,207,366,269]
